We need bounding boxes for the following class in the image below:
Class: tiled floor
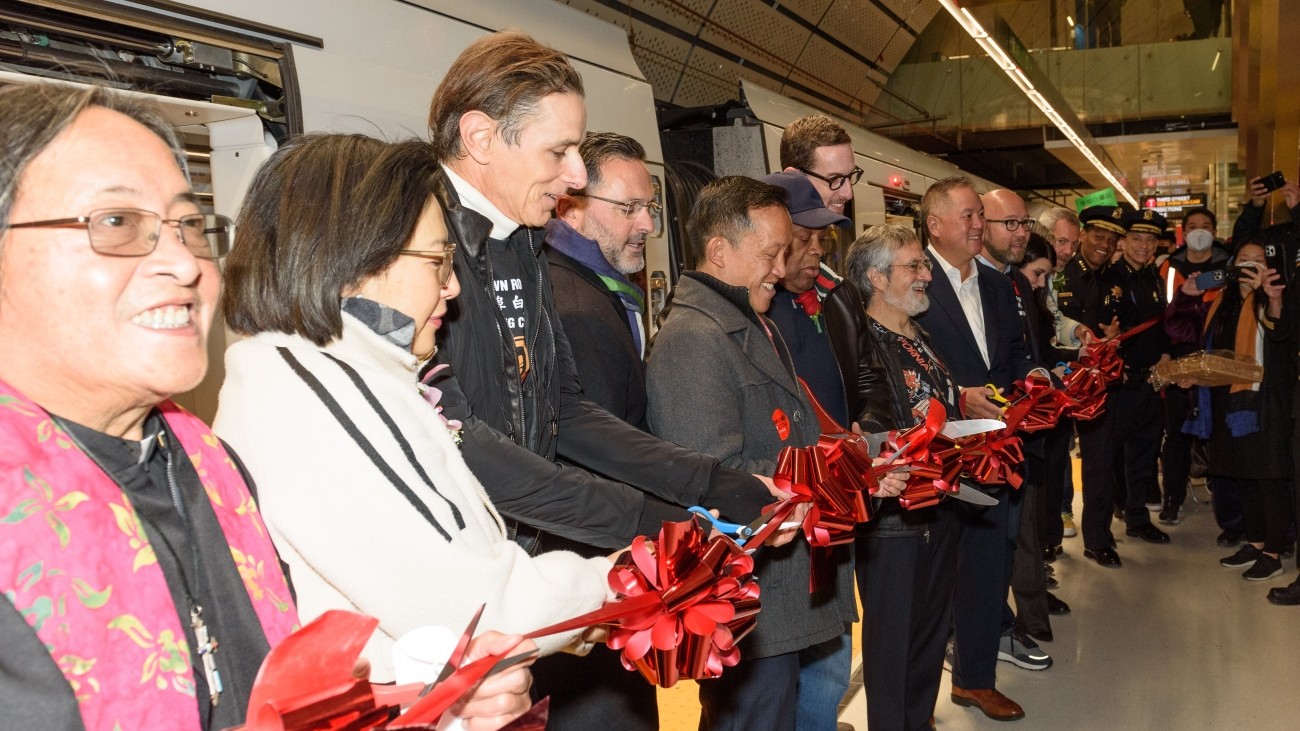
[659,473,1300,730]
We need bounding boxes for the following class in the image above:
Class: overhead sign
[1075,188,1119,211]
[1140,192,1208,216]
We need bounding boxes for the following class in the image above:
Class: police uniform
[1055,206,1129,560]
[1107,210,1172,538]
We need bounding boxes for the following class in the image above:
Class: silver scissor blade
[940,419,1006,439]
[949,481,999,506]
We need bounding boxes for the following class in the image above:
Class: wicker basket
[1150,350,1264,389]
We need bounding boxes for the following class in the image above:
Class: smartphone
[1260,170,1287,192]
[1263,243,1291,285]
[1193,269,1228,290]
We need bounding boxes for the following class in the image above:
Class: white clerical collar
[442,164,520,241]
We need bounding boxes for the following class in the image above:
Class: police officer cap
[1078,205,1127,235]
[1124,208,1168,235]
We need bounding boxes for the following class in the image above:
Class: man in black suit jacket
[539,131,660,731]
[976,189,1062,654]
[914,177,1036,722]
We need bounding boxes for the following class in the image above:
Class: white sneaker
[1061,513,1078,538]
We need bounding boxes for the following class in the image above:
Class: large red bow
[525,519,760,688]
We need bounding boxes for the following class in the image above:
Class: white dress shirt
[931,246,989,368]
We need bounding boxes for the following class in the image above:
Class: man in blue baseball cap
[759,170,856,731]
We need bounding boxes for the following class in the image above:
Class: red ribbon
[524,519,760,688]
[236,609,543,731]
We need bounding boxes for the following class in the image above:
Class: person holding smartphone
[1167,239,1292,581]
[1232,172,1300,244]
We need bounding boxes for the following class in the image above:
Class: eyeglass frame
[397,243,458,284]
[570,192,662,219]
[889,257,934,274]
[797,166,864,191]
[985,218,1036,232]
[3,207,233,260]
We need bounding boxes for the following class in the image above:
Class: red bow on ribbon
[525,519,760,688]
[1002,373,1073,433]
[236,609,546,731]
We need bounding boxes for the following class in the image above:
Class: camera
[1260,170,1287,193]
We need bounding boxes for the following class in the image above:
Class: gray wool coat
[646,272,856,659]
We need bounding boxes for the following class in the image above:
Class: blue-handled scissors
[688,506,754,544]
[1055,361,1073,375]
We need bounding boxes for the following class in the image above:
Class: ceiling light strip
[938,0,1137,205]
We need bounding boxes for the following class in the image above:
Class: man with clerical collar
[914,176,1036,723]
[646,176,861,730]
[1108,210,1173,546]
[759,170,855,730]
[425,31,776,560]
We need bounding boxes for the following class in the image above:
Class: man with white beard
[825,224,963,731]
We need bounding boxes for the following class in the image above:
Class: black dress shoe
[1126,523,1171,544]
[1047,591,1071,615]
[1084,547,1122,567]
[1042,545,1057,563]
[1267,576,1300,606]
[1045,574,1059,589]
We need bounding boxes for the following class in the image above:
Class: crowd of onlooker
[1,27,1297,731]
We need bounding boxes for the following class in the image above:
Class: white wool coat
[215,314,613,680]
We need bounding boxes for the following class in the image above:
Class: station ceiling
[561,0,1263,204]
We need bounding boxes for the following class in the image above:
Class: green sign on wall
[1075,188,1119,212]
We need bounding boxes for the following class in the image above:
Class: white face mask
[1185,228,1214,252]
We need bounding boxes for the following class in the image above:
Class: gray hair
[1038,206,1079,233]
[844,223,919,298]
[0,84,185,240]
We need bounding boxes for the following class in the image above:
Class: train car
[0,0,667,418]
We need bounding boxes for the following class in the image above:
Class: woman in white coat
[214,134,614,683]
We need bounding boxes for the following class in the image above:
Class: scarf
[545,219,646,354]
[0,380,297,731]
[1184,289,1264,438]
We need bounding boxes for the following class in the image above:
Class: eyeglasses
[398,243,457,284]
[986,218,1036,232]
[571,193,662,220]
[891,258,934,273]
[4,208,232,259]
[798,166,864,191]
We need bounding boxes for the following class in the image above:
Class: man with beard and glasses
[914,177,1036,723]
[538,130,661,730]
[825,224,960,731]
[975,190,1065,666]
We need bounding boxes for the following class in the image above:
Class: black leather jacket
[427,170,769,550]
[823,281,945,536]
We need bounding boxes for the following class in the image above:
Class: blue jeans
[796,631,853,731]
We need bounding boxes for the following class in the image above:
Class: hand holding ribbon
[523,519,761,688]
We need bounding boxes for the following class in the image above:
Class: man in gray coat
[647,176,857,730]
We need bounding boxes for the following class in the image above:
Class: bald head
[980,189,1030,267]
